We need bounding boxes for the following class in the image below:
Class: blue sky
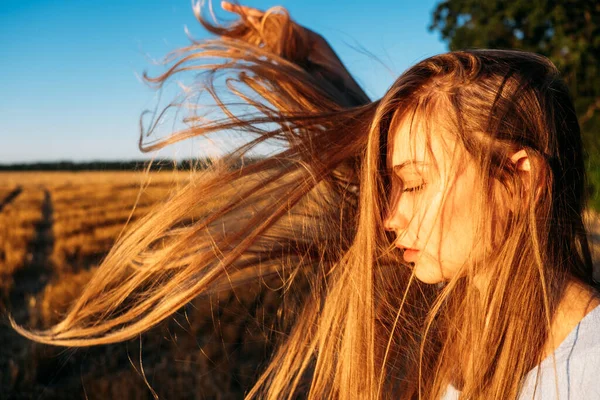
[0,0,447,163]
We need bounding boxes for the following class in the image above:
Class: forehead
[386,108,455,172]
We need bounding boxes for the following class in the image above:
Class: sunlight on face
[384,112,482,284]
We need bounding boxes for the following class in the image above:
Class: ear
[510,149,531,172]
[509,149,536,203]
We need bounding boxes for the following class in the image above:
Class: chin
[413,263,446,285]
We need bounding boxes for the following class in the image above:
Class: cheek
[437,176,480,267]
[440,199,477,262]
[405,167,481,283]
[419,175,479,276]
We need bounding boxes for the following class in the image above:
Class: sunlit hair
[379,49,599,398]
[10,3,599,399]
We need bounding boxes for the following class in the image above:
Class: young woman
[11,2,600,399]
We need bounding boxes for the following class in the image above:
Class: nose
[383,200,410,232]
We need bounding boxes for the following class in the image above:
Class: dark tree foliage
[429,0,600,208]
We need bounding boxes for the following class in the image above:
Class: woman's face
[384,113,483,284]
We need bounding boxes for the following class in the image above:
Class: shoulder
[441,306,600,400]
[519,304,600,399]
[519,349,600,399]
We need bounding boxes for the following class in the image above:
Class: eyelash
[403,183,425,193]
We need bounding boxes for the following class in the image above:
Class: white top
[441,304,600,399]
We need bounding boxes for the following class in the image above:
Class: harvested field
[1,171,600,399]
[0,171,306,399]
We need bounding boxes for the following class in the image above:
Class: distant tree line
[0,159,206,171]
[0,156,265,172]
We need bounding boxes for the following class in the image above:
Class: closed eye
[403,183,425,193]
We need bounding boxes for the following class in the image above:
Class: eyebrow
[389,160,429,174]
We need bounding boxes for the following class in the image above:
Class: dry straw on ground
[1,171,599,398]
[1,171,306,399]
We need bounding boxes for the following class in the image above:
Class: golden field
[1,171,600,399]
[0,171,298,399]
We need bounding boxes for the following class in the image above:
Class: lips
[402,248,420,262]
[395,243,420,262]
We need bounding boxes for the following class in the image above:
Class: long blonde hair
[11,3,599,399]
